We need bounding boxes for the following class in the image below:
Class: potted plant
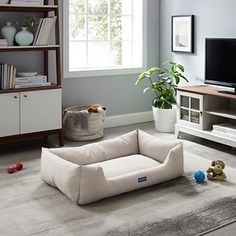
[135,61,188,132]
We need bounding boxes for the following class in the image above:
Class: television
[205,38,236,94]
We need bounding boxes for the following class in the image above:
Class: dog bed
[41,129,184,205]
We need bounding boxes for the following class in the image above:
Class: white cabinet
[0,93,20,137]
[20,89,62,134]
[0,89,62,138]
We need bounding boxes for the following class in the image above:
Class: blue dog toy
[194,170,205,183]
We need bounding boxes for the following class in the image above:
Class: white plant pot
[152,105,177,133]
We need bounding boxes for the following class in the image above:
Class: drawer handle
[24,95,28,98]
[14,96,18,99]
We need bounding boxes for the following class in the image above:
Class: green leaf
[148,67,160,75]
[174,75,180,84]
[177,64,185,72]
[143,87,150,94]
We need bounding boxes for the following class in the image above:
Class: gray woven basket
[63,105,106,141]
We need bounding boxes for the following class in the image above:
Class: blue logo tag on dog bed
[138,176,147,183]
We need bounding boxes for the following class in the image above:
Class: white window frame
[63,0,147,78]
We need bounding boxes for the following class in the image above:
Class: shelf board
[176,124,236,147]
[0,4,58,12]
[205,109,236,120]
[0,45,60,52]
[0,84,61,94]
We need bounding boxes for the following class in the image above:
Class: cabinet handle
[14,96,18,99]
[24,95,28,98]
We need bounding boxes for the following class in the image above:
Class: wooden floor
[0,122,235,236]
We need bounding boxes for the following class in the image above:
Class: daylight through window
[64,0,144,76]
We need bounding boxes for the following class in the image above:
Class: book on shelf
[15,82,51,88]
[0,39,8,47]
[15,75,50,88]
[212,123,236,137]
[33,16,57,46]
[212,130,236,140]
[9,0,44,5]
[15,75,47,84]
[0,64,16,90]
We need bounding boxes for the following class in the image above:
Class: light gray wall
[62,0,160,115]
[160,0,236,86]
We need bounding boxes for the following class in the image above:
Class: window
[63,0,146,78]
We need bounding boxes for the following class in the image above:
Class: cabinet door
[177,91,203,130]
[20,89,62,134]
[0,93,20,137]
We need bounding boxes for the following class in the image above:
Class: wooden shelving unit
[0,0,64,146]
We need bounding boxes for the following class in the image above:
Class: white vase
[152,105,177,133]
[1,22,16,46]
[15,27,34,46]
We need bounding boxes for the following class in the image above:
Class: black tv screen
[205,38,236,91]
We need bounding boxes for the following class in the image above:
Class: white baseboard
[104,111,153,128]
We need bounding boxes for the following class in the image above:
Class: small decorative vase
[15,27,34,46]
[1,22,16,46]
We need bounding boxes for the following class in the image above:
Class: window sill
[63,66,147,79]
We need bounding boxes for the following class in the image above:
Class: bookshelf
[0,0,63,146]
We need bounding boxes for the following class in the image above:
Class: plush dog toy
[207,160,226,181]
[88,104,106,114]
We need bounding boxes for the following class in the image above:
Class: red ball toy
[7,162,24,174]
[7,167,17,174]
[16,162,23,171]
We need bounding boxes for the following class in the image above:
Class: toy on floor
[7,162,24,174]
[207,160,226,181]
[194,170,205,183]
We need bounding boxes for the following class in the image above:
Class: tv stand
[175,85,236,148]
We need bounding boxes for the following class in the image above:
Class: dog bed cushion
[41,129,183,205]
[88,154,161,178]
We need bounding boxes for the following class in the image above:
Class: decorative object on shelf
[194,170,205,183]
[15,27,34,46]
[16,15,39,33]
[207,160,227,181]
[135,61,188,133]
[171,15,194,53]
[1,22,16,46]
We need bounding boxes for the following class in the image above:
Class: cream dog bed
[41,130,183,205]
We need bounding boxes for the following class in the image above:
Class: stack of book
[33,17,57,46]
[0,64,16,89]
[0,39,7,47]
[212,123,236,140]
[15,75,51,88]
[10,0,44,5]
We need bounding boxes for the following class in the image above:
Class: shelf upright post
[54,0,61,86]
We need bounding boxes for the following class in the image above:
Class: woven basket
[63,105,106,141]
